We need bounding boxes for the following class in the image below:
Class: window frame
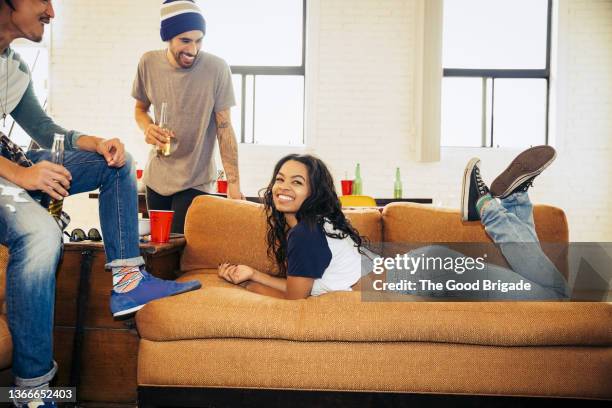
[228,0,307,145]
[442,0,552,147]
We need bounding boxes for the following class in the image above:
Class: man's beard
[174,51,197,68]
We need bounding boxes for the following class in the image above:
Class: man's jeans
[0,149,142,386]
[388,192,570,300]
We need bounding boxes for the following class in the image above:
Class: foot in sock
[112,265,144,293]
[110,267,201,317]
[490,145,556,198]
[461,158,493,221]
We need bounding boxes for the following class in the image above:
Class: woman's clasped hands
[218,262,255,285]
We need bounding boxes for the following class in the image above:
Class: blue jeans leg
[481,195,569,298]
[0,176,61,385]
[499,191,538,242]
[27,149,143,267]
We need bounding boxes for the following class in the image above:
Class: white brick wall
[51,0,163,230]
[50,0,612,241]
[547,0,612,241]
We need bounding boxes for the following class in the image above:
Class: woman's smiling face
[271,160,311,226]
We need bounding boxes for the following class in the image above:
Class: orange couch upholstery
[0,246,12,374]
[136,195,612,400]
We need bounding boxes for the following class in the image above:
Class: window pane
[254,76,304,145]
[244,75,254,143]
[443,0,548,69]
[198,0,303,66]
[492,79,547,147]
[441,78,483,147]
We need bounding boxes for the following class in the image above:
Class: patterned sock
[476,194,494,217]
[112,266,144,293]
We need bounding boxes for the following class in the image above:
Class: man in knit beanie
[133,0,244,233]
[160,0,206,67]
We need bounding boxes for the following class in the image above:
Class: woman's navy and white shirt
[286,219,361,296]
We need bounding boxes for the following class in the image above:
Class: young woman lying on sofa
[218,154,364,299]
[218,147,569,300]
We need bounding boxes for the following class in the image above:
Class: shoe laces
[518,177,535,192]
[474,166,489,195]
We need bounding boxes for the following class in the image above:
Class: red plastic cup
[217,180,228,194]
[136,169,144,180]
[341,179,354,196]
[149,210,174,243]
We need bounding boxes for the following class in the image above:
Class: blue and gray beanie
[160,0,206,42]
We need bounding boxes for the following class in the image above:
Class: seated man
[0,1,200,406]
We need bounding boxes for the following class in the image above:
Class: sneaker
[490,145,557,198]
[16,400,56,408]
[110,270,201,317]
[461,158,490,221]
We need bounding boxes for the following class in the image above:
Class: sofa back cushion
[181,195,382,274]
[382,202,569,278]
[382,203,568,243]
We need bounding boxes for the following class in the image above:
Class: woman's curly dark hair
[260,154,364,276]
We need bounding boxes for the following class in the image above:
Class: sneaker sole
[461,158,481,221]
[490,146,557,198]
[112,281,202,318]
[113,304,145,318]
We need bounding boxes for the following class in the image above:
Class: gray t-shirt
[132,50,235,195]
[4,48,83,150]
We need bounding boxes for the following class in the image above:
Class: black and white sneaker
[490,145,556,198]
[461,158,490,221]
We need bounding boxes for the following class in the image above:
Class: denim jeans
[388,192,570,300]
[479,191,569,298]
[0,149,143,386]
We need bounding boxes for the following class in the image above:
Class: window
[1,35,50,149]
[441,0,551,148]
[198,0,306,145]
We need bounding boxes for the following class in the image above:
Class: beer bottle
[48,134,65,220]
[393,167,403,199]
[353,163,363,195]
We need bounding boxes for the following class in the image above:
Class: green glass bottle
[393,167,403,199]
[353,163,363,195]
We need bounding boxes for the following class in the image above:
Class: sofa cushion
[138,339,612,399]
[382,203,568,243]
[181,196,381,274]
[137,275,612,347]
[381,203,570,278]
[0,315,12,370]
[181,196,272,273]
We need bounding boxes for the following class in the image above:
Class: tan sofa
[0,246,12,385]
[135,195,612,404]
